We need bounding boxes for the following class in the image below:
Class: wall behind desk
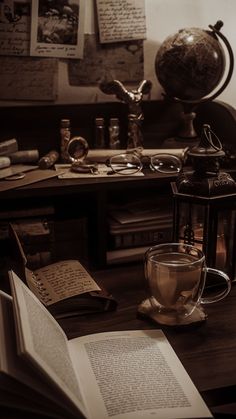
[0,0,236,108]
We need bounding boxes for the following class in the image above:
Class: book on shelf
[109,196,172,224]
[0,272,213,419]
[106,245,151,264]
[10,219,54,265]
[108,222,172,249]
[108,216,172,234]
[10,218,53,245]
[9,224,117,319]
[108,197,173,249]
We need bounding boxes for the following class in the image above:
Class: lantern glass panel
[216,212,227,270]
[221,208,236,279]
[176,200,236,281]
[178,202,204,250]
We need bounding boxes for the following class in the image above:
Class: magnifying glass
[67,136,98,174]
[67,136,89,163]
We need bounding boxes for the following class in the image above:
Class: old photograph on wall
[30,0,85,59]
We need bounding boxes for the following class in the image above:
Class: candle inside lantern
[189,223,226,270]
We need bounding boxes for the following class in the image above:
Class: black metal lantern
[171,124,236,281]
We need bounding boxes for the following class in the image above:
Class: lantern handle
[202,124,223,151]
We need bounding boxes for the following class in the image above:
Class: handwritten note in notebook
[25,260,101,306]
[96,0,146,43]
[9,223,117,319]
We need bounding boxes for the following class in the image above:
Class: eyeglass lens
[109,153,142,175]
[151,154,182,173]
[109,153,182,175]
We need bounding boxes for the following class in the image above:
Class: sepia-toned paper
[27,260,101,306]
[0,0,31,56]
[68,34,144,85]
[30,0,85,59]
[96,0,146,44]
[0,56,58,100]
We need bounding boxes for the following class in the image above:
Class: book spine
[109,228,172,249]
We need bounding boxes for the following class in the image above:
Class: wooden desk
[0,171,175,269]
[58,263,236,418]
[2,262,236,418]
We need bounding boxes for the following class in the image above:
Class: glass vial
[60,119,71,162]
[95,117,105,149]
[109,118,120,149]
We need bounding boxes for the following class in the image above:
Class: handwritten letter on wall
[0,0,31,56]
[0,57,58,101]
[96,0,146,43]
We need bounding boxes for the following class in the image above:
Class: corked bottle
[95,117,105,149]
[60,119,71,162]
[109,118,120,149]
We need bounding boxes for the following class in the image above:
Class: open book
[9,223,117,318]
[0,270,213,419]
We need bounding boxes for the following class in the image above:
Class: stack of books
[107,197,173,264]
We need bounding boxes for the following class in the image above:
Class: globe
[155,24,226,101]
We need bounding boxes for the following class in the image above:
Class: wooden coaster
[138,298,207,326]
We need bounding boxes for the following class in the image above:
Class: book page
[69,330,212,419]
[28,260,101,306]
[9,271,87,418]
[96,0,146,43]
[0,291,74,417]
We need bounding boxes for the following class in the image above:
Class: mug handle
[200,267,231,304]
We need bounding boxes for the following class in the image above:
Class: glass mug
[144,243,231,326]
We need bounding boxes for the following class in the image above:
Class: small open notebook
[9,224,117,318]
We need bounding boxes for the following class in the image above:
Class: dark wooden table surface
[59,262,236,418]
[3,262,236,418]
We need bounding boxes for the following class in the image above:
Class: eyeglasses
[106,153,182,175]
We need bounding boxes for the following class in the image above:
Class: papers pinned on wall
[68,34,144,86]
[0,0,31,56]
[0,0,146,102]
[96,0,146,44]
[30,0,85,59]
[0,0,85,59]
[0,56,58,101]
